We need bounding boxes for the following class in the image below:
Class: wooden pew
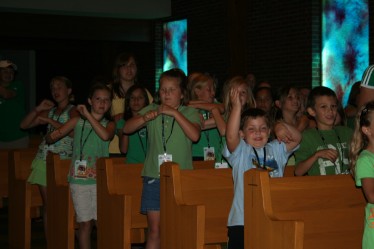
[96,157,147,249]
[192,160,215,169]
[0,149,10,208]
[244,169,366,249]
[8,148,42,249]
[46,153,74,249]
[283,165,295,177]
[0,134,42,208]
[160,162,233,249]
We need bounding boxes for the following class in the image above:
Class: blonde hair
[187,73,215,101]
[222,76,256,119]
[50,76,75,103]
[349,101,374,176]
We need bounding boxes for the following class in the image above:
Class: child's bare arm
[273,121,302,152]
[123,110,158,134]
[20,99,54,129]
[76,104,115,141]
[159,104,201,142]
[188,101,224,113]
[295,149,338,176]
[362,178,374,203]
[202,107,226,136]
[226,88,242,153]
[45,117,79,144]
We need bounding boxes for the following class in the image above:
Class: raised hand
[143,110,158,122]
[36,99,54,112]
[158,104,177,117]
[230,87,241,109]
[77,104,90,118]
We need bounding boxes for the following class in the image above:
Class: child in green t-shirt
[294,86,352,176]
[123,68,201,249]
[46,83,115,249]
[117,85,150,163]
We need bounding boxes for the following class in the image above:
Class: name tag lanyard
[80,120,93,160]
[252,147,266,168]
[162,114,176,155]
[48,105,69,132]
[137,128,147,156]
[203,111,211,148]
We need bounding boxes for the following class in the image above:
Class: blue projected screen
[163,19,188,75]
[322,0,368,106]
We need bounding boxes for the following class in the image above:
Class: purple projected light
[322,0,368,106]
[163,19,187,74]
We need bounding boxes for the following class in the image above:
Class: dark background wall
[0,0,373,105]
[0,13,155,105]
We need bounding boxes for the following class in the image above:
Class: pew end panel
[0,149,10,208]
[160,162,233,249]
[244,169,366,249]
[8,148,41,249]
[97,157,146,249]
[46,153,75,249]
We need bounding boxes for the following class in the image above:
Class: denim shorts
[140,176,160,214]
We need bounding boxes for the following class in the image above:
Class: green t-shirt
[294,126,352,175]
[0,80,28,141]
[68,118,110,185]
[192,109,223,162]
[117,119,147,163]
[139,103,201,178]
[355,150,374,249]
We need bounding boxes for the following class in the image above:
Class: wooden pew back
[192,160,215,169]
[96,157,146,249]
[244,169,366,249]
[46,153,74,249]
[8,148,42,249]
[160,162,233,249]
[0,149,10,207]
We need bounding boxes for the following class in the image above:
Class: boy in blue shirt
[223,87,302,249]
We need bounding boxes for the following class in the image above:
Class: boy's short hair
[240,108,270,130]
[306,86,337,109]
[158,68,188,104]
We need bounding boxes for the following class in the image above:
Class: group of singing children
[23,67,374,249]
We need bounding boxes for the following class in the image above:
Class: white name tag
[203,147,215,161]
[215,162,229,169]
[74,160,88,178]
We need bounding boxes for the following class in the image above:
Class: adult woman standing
[0,60,29,149]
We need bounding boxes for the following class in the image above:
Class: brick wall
[169,0,314,92]
[246,0,313,89]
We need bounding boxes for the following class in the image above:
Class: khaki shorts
[70,184,97,222]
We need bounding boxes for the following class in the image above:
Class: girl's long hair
[111,53,137,98]
[349,101,374,176]
[123,85,150,120]
[222,76,255,119]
